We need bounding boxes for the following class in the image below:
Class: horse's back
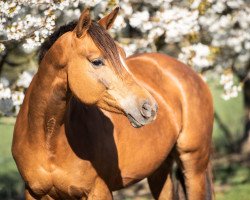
[126,52,211,101]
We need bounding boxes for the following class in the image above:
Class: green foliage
[215,164,250,186]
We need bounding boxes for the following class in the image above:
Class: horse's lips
[126,113,143,128]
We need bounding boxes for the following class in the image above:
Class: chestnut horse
[12,7,214,200]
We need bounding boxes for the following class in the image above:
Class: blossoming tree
[0,0,250,151]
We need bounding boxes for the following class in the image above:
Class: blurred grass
[0,118,24,200]
[0,83,249,199]
[217,183,250,200]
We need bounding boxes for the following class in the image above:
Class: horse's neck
[27,62,69,138]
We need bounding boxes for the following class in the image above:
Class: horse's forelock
[88,22,123,74]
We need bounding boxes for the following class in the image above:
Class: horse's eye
[91,59,104,67]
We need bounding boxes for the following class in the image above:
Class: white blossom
[156,7,199,43]
[0,0,249,116]
[12,91,25,106]
[16,71,34,88]
[220,73,242,100]
[0,84,11,99]
[129,10,150,28]
[190,0,202,9]
[148,27,164,41]
[122,43,137,56]
[178,43,213,70]
[113,15,126,30]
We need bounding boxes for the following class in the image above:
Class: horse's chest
[24,163,95,199]
[15,143,95,199]
[48,169,92,199]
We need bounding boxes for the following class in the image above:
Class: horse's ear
[75,8,92,38]
[98,6,120,30]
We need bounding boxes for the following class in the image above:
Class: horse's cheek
[68,64,104,104]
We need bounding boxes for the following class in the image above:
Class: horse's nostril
[140,100,158,120]
[141,101,152,118]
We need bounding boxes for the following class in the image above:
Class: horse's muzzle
[126,99,158,128]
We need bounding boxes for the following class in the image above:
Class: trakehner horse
[12,7,214,200]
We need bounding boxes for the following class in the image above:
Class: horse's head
[62,7,158,128]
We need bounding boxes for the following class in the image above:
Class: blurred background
[0,0,250,199]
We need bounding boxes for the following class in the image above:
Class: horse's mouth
[127,113,143,128]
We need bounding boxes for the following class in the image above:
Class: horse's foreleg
[88,178,113,200]
[147,155,174,200]
[25,188,36,200]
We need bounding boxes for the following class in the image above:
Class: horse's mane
[39,21,122,73]
[39,21,77,64]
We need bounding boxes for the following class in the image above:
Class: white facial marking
[119,53,133,75]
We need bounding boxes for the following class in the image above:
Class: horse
[12,7,214,200]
